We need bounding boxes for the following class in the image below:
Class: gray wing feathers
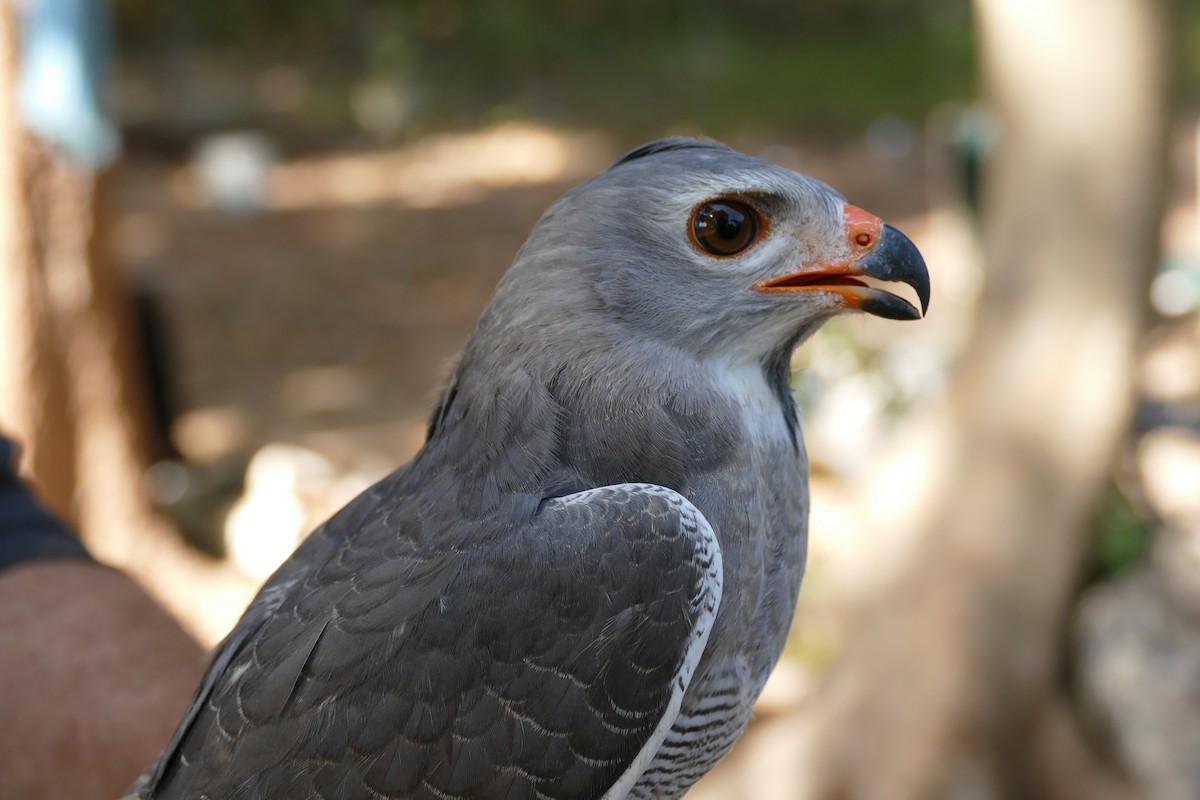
[588,485,722,800]
[136,482,722,800]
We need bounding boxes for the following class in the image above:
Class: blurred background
[1,0,1198,798]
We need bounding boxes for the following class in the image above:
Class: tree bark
[797,2,1171,798]
[0,0,77,520]
[0,0,255,644]
[29,144,157,565]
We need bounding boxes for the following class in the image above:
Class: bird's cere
[127,137,929,800]
[844,204,883,249]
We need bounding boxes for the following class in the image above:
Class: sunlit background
[5,0,1200,797]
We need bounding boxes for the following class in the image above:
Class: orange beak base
[754,205,929,321]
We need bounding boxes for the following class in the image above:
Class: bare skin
[0,560,204,800]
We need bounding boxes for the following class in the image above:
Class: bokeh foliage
[112,0,976,136]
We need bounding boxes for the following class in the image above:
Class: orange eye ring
[689,199,764,257]
[855,232,873,248]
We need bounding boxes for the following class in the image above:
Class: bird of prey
[128,138,928,800]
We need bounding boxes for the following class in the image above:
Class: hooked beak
[753,205,930,321]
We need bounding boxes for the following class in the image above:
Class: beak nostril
[844,204,884,254]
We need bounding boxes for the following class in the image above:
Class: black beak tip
[863,224,931,318]
[860,293,922,321]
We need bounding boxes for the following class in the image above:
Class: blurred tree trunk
[0,0,77,520]
[23,126,159,562]
[0,0,155,564]
[0,0,252,644]
[798,2,1171,799]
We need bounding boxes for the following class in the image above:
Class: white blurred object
[224,443,379,579]
[225,444,330,579]
[192,131,278,215]
[223,441,393,583]
[1150,265,1200,317]
[807,373,889,476]
[1137,427,1200,615]
[1138,427,1200,529]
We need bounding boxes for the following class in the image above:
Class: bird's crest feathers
[611,137,731,168]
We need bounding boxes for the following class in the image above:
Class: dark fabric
[0,436,92,573]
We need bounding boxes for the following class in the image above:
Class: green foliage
[113,0,976,136]
[1180,0,1200,102]
[1089,484,1154,581]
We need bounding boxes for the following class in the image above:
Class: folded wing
[133,482,722,800]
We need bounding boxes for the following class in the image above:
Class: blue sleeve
[0,436,93,573]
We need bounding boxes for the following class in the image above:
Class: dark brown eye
[691,199,761,257]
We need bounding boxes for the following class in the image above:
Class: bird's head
[478,137,929,370]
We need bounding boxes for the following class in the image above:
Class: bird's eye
[690,199,761,257]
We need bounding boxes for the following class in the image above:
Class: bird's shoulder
[138,480,723,800]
